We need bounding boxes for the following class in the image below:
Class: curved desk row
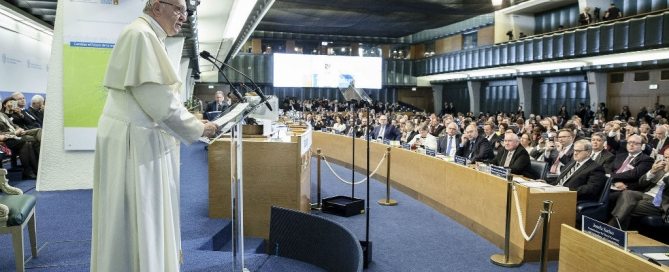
[312,132,576,261]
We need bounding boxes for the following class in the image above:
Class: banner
[0,16,51,96]
[62,0,145,150]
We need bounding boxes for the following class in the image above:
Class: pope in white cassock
[91,1,217,271]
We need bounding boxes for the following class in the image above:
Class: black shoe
[22,173,36,180]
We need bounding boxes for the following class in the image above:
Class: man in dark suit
[552,140,607,201]
[370,115,400,141]
[590,132,615,174]
[28,94,44,126]
[456,124,494,162]
[611,134,655,191]
[437,122,460,156]
[491,132,530,175]
[544,129,575,175]
[608,149,669,230]
[204,91,229,120]
[482,122,501,150]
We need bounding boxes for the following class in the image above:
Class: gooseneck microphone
[199,51,246,103]
[199,51,273,111]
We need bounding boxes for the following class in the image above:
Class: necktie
[550,154,561,174]
[446,136,453,155]
[504,151,514,167]
[652,183,665,207]
[615,155,634,174]
[591,152,598,162]
[468,141,475,159]
[379,126,385,140]
[559,163,580,186]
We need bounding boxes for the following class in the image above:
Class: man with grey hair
[29,94,45,126]
[552,139,607,201]
[490,132,530,175]
[92,1,217,271]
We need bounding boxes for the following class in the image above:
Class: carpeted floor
[0,142,558,271]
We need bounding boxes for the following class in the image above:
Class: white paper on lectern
[211,102,249,133]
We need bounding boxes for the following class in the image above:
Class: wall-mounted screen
[273,53,382,89]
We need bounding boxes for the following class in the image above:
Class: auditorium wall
[607,68,669,117]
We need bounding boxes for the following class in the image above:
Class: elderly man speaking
[91,1,217,271]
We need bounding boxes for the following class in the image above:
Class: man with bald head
[552,140,607,201]
[456,124,494,162]
[437,122,460,156]
[490,132,531,175]
[651,125,669,156]
[611,134,654,191]
[92,1,217,271]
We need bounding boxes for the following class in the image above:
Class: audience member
[608,148,669,230]
[29,95,45,126]
[579,7,593,25]
[409,125,438,151]
[437,122,460,157]
[590,132,615,174]
[490,132,530,175]
[610,134,654,191]
[545,129,575,175]
[552,139,607,201]
[456,124,494,162]
[0,97,39,179]
[371,115,400,141]
[603,3,622,21]
[9,92,40,129]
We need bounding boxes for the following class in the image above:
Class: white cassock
[91,14,204,272]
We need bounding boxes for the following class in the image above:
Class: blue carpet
[0,142,559,271]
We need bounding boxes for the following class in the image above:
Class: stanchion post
[490,174,523,267]
[311,149,322,210]
[539,200,554,272]
[378,146,397,206]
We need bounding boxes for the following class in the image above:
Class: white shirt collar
[140,14,167,44]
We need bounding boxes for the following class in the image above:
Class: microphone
[200,51,273,111]
[198,51,246,103]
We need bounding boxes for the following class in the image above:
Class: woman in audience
[620,105,632,121]
[0,97,39,179]
[401,121,417,144]
[332,115,347,134]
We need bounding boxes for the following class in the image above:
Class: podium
[208,130,312,239]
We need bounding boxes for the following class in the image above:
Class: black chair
[526,160,548,180]
[635,216,669,244]
[576,177,613,226]
[268,206,363,272]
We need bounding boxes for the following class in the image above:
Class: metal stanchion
[311,148,322,210]
[490,175,523,267]
[539,200,554,272]
[378,147,397,206]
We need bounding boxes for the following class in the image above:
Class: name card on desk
[490,165,509,178]
[425,149,436,157]
[402,143,411,150]
[453,155,468,166]
[383,139,390,145]
[582,215,627,249]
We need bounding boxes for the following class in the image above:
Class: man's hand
[613,181,627,190]
[651,160,665,173]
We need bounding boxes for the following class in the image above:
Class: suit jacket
[455,135,494,162]
[611,152,654,190]
[544,144,574,170]
[205,101,228,113]
[637,170,669,215]
[9,111,40,129]
[592,150,615,174]
[371,124,401,141]
[27,107,43,126]
[553,159,607,201]
[429,124,444,137]
[650,137,669,153]
[403,131,418,144]
[491,145,531,176]
[437,134,461,155]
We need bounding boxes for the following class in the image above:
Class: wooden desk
[559,224,669,271]
[312,132,576,261]
[208,131,312,239]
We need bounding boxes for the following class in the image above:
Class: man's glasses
[158,1,192,17]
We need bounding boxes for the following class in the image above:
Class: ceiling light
[222,0,258,40]
[491,0,503,6]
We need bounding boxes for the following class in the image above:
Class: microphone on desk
[199,50,273,112]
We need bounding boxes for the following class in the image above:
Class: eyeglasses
[158,1,191,17]
[573,149,588,153]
